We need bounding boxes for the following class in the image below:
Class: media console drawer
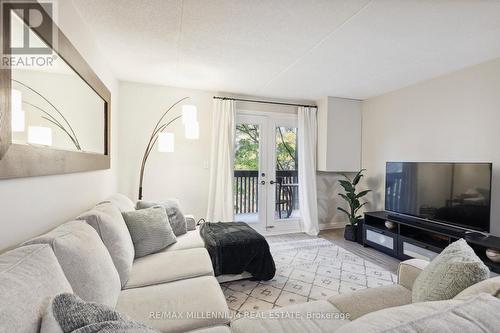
[400,238,441,261]
[364,226,397,254]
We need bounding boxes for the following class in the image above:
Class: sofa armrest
[328,284,412,320]
[398,259,429,290]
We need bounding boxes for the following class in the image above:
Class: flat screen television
[385,162,492,232]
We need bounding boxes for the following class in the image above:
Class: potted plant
[338,169,371,242]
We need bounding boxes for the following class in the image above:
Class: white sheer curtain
[207,99,235,221]
[298,107,319,235]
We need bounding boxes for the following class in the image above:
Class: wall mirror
[0,2,110,178]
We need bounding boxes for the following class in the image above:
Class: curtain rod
[213,96,317,108]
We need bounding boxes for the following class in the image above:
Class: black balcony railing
[234,170,299,217]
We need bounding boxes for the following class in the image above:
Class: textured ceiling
[71,0,500,100]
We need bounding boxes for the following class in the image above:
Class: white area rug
[220,233,398,315]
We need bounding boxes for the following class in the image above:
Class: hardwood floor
[320,228,401,274]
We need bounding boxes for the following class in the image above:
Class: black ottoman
[199,222,276,281]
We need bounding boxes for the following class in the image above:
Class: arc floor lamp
[138,97,199,200]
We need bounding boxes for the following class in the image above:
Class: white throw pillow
[412,239,489,303]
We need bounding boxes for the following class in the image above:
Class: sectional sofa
[0,194,230,333]
[2,193,500,333]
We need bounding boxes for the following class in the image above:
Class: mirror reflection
[10,12,106,154]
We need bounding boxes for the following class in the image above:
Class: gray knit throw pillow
[41,293,159,333]
[412,239,489,303]
[136,199,187,236]
[122,206,176,258]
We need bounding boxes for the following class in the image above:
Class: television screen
[385,162,492,232]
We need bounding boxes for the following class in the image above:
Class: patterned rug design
[220,233,397,315]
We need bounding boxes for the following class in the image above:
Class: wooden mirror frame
[0,1,111,178]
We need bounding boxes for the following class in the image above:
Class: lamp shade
[185,121,199,140]
[158,132,174,152]
[182,105,197,125]
[11,89,22,113]
[12,109,25,132]
[11,89,25,132]
[28,126,52,146]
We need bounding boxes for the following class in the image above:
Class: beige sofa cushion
[328,284,412,320]
[117,276,229,333]
[336,293,500,333]
[231,300,349,333]
[124,248,214,289]
[77,202,135,287]
[103,193,136,212]
[161,227,205,252]
[412,239,489,302]
[454,276,500,300]
[0,244,73,333]
[23,221,121,307]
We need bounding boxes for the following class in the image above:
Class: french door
[234,112,300,234]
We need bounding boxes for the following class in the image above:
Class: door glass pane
[275,126,299,220]
[234,124,260,223]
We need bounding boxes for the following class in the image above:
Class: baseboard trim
[320,221,347,231]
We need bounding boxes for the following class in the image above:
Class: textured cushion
[137,199,187,236]
[41,293,160,333]
[23,221,121,307]
[122,206,177,258]
[124,248,214,289]
[328,284,412,320]
[161,227,205,252]
[231,300,349,333]
[335,293,500,333]
[0,244,73,333]
[412,239,489,302]
[103,193,136,212]
[77,202,135,287]
[117,276,229,333]
[185,214,197,231]
[454,276,500,300]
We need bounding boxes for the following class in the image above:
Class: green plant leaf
[338,180,354,192]
[347,192,357,201]
[356,190,372,198]
[352,169,367,186]
[338,193,350,203]
[337,207,350,217]
[354,202,368,212]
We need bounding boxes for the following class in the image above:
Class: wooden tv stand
[363,211,500,273]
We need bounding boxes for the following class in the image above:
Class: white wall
[362,57,500,236]
[117,82,213,219]
[117,82,346,228]
[0,1,119,251]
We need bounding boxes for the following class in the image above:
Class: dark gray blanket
[199,222,276,281]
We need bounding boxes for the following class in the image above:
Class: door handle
[269,180,276,185]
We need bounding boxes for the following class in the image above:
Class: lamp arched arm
[143,115,181,164]
[13,79,81,149]
[23,101,81,150]
[144,97,189,156]
[138,108,184,199]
